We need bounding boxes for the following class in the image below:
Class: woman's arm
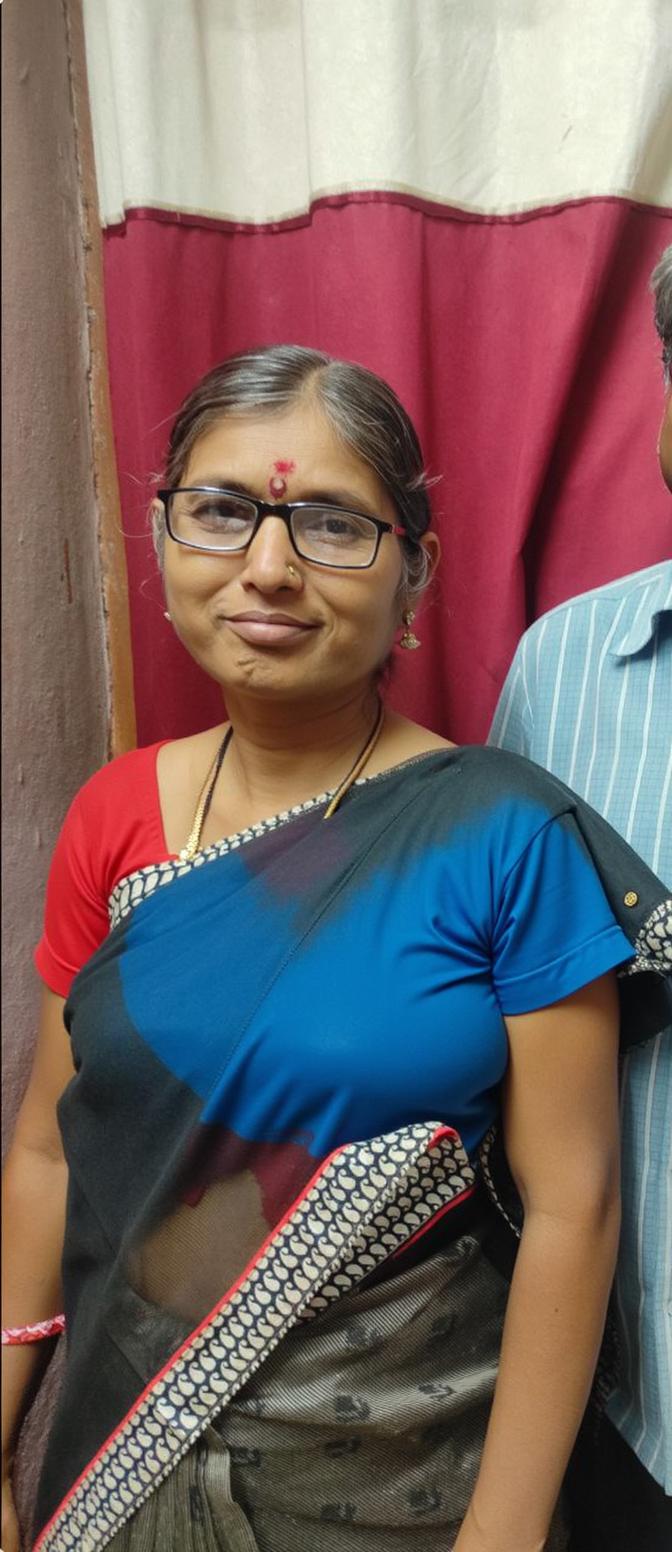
[2,988,75,1552]
[455,971,621,1552]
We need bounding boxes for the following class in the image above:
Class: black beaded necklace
[179,702,385,862]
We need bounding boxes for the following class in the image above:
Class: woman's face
[162,400,427,708]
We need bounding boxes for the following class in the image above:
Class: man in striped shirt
[489,248,672,1549]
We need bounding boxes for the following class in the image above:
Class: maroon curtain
[103,196,670,744]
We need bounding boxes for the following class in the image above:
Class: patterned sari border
[36,1123,475,1551]
[626,900,672,977]
[108,789,334,931]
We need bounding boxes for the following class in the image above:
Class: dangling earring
[399,609,421,650]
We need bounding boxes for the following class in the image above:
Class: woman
[2,346,670,1552]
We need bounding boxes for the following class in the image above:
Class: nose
[239,515,302,592]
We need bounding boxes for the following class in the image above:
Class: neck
[221,685,381,810]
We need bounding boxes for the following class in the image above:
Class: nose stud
[286,563,299,581]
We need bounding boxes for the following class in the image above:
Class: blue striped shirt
[489,561,672,1490]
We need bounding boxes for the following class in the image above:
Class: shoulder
[418,746,576,845]
[36,742,170,996]
[513,564,670,658]
[409,748,627,952]
[59,741,170,900]
[455,745,573,811]
[69,742,167,824]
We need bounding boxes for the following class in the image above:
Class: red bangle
[1,1315,65,1345]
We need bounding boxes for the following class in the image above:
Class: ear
[420,530,441,580]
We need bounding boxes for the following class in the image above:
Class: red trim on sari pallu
[2,1315,65,1345]
[35,1122,474,1552]
[390,1183,476,1258]
[34,1134,355,1548]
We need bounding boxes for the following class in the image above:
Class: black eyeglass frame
[157,486,409,570]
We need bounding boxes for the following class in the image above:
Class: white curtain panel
[84,0,672,228]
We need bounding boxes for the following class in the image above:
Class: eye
[302,509,373,542]
[189,494,252,531]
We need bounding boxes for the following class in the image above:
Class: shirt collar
[611,564,672,658]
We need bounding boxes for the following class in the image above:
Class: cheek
[369,569,403,641]
[337,576,399,645]
[356,550,403,621]
[163,549,232,607]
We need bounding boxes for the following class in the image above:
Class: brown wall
[1,0,133,1529]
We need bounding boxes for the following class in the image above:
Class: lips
[223,611,317,646]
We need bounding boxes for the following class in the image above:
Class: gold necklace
[179,703,385,860]
[178,729,233,862]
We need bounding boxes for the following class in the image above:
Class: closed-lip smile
[222,610,318,645]
[229,611,314,626]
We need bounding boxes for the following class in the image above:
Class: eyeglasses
[157,487,407,570]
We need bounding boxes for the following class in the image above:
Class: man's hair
[651,244,672,384]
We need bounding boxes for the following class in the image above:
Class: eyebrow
[300,487,379,517]
[181,477,379,518]
[182,477,255,496]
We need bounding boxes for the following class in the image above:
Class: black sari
[34,750,671,1550]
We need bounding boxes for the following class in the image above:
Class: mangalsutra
[323,703,385,818]
[180,704,385,859]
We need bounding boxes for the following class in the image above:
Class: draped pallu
[33,750,672,1549]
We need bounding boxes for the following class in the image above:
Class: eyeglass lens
[168,491,380,567]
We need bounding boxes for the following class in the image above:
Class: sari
[33,748,671,1551]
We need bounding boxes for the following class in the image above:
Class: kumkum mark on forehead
[268,458,296,499]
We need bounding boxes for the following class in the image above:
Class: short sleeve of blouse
[491,809,634,1015]
[34,788,111,998]
[34,744,170,998]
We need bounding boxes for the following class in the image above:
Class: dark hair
[156,345,433,600]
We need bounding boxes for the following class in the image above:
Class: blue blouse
[108,748,632,1161]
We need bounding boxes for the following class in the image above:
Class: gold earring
[399,609,421,650]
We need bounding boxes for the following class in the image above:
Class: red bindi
[268,458,296,499]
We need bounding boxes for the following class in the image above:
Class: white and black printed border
[36,1122,475,1552]
[624,898,672,977]
[108,791,334,930]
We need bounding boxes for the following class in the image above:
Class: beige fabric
[83,0,672,227]
[106,1429,259,1552]
[107,1235,568,1551]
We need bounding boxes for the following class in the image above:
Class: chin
[201,650,310,701]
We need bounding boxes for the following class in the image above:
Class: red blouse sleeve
[34,744,171,998]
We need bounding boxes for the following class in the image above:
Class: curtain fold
[84,0,672,744]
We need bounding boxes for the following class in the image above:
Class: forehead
[183,401,392,509]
